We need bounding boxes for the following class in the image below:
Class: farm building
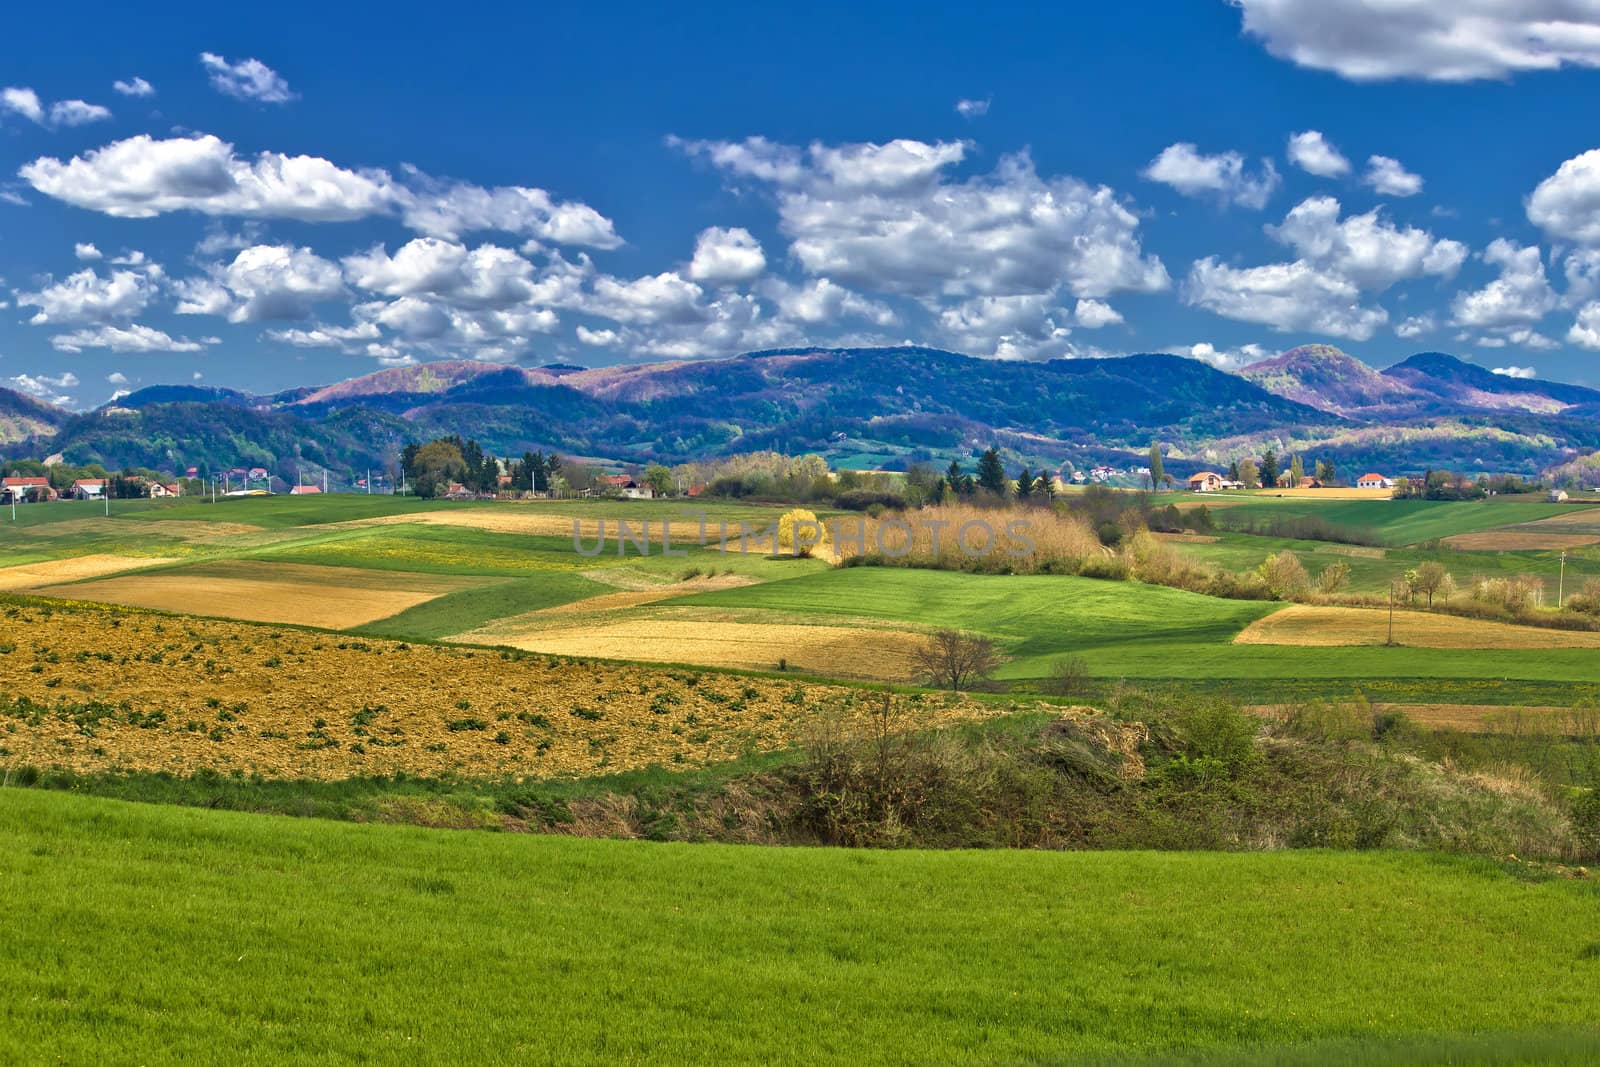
[148,483,182,498]
[287,485,322,496]
[2,476,56,503]
[1550,489,1570,502]
[1356,473,1392,489]
[1187,471,1224,492]
[600,474,654,499]
[70,479,108,500]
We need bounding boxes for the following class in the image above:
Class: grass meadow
[4,789,1598,1065]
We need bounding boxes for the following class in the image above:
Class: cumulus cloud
[1528,148,1600,244]
[1286,131,1351,177]
[1363,155,1423,197]
[113,76,154,97]
[200,52,294,103]
[1451,239,1558,330]
[21,134,622,248]
[74,243,102,261]
[1234,0,1600,81]
[6,371,78,405]
[107,371,129,385]
[687,226,766,284]
[1184,196,1465,340]
[1396,313,1436,338]
[14,266,158,325]
[1142,143,1280,209]
[763,278,897,327]
[955,98,990,118]
[1073,298,1123,328]
[575,325,619,346]
[1492,365,1538,378]
[176,244,345,322]
[1,87,111,128]
[1165,342,1272,371]
[51,324,217,353]
[1568,302,1600,348]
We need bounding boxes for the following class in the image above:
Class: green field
[1204,496,1583,546]
[4,789,1597,1065]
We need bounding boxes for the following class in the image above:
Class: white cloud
[1363,155,1423,197]
[763,278,897,327]
[22,135,393,222]
[1451,239,1558,329]
[2,87,44,123]
[1142,143,1280,209]
[1266,196,1466,287]
[1073,298,1123,328]
[51,324,217,353]
[1568,302,1600,348]
[1492,365,1538,379]
[113,77,154,98]
[1286,131,1350,177]
[200,53,294,103]
[1183,196,1464,340]
[6,371,78,405]
[1,87,110,128]
[936,292,1075,359]
[74,243,102,261]
[1396,313,1436,338]
[265,321,382,351]
[177,244,345,323]
[1234,0,1600,81]
[15,267,158,325]
[1165,342,1272,371]
[955,98,990,119]
[576,325,619,346]
[107,371,129,385]
[1184,258,1388,340]
[1528,148,1600,244]
[674,137,1169,304]
[395,175,623,248]
[687,226,766,284]
[343,238,548,309]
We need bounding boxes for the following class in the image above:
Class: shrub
[1043,656,1092,699]
[1258,551,1310,599]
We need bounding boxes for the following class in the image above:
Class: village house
[599,474,655,499]
[1356,473,1392,489]
[1550,488,1570,503]
[2,476,56,503]
[70,478,108,500]
[287,485,322,496]
[1187,471,1224,492]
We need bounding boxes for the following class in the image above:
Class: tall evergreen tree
[1148,442,1165,491]
[1260,449,1279,490]
[976,448,1008,496]
[1015,465,1034,498]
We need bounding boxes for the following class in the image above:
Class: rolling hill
[0,386,68,447]
[13,344,1600,479]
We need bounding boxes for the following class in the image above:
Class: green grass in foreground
[1210,498,1582,546]
[2,790,1596,1064]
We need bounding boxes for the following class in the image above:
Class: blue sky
[6,0,1600,408]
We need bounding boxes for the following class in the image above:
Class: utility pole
[367,468,372,495]
[1559,550,1567,607]
[1386,579,1397,647]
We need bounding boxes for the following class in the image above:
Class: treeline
[400,436,571,499]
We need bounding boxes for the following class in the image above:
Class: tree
[777,508,828,558]
[912,629,1004,692]
[1227,459,1240,482]
[410,440,467,499]
[976,448,1008,496]
[1315,459,1336,484]
[1260,449,1279,490]
[1148,442,1165,491]
[643,463,674,498]
[1258,550,1309,599]
[945,459,966,498]
[1289,454,1305,486]
[1015,465,1034,499]
[1237,458,1259,489]
[1316,561,1351,594]
[1411,561,1454,608]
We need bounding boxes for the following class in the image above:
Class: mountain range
[5,345,1599,479]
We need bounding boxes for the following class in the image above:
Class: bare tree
[1411,561,1454,609]
[913,629,1004,692]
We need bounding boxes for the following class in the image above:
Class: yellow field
[0,554,180,591]
[1250,702,1599,735]
[1442,530,1600,550]
[1244,487,1393,500]
[1236,604,1600,649]
[34,560,486,629]
[0,599,1000,780]
[455,610,925,680]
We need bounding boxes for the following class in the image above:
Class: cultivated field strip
[0,599,999,780]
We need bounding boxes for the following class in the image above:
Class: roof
[600,474,633,486]
[3,476,49,487]
[1357,473,1386,481]
[72,478,107,487]
[1187,471,1220,481]
[288,485,322,494]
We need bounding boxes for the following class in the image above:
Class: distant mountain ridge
[13,345,1600,479]
[0,387,68,446]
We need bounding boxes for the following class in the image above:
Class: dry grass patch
[1442,530,1600,551]
[0,601,999,780]
[456,612,926,680]
[1236,603,1600,649]
[1249,701,1592,734]
[0,554,180,591]
[1150,532,1219,544]
[34,560,487,629]
[536,573,754,616]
